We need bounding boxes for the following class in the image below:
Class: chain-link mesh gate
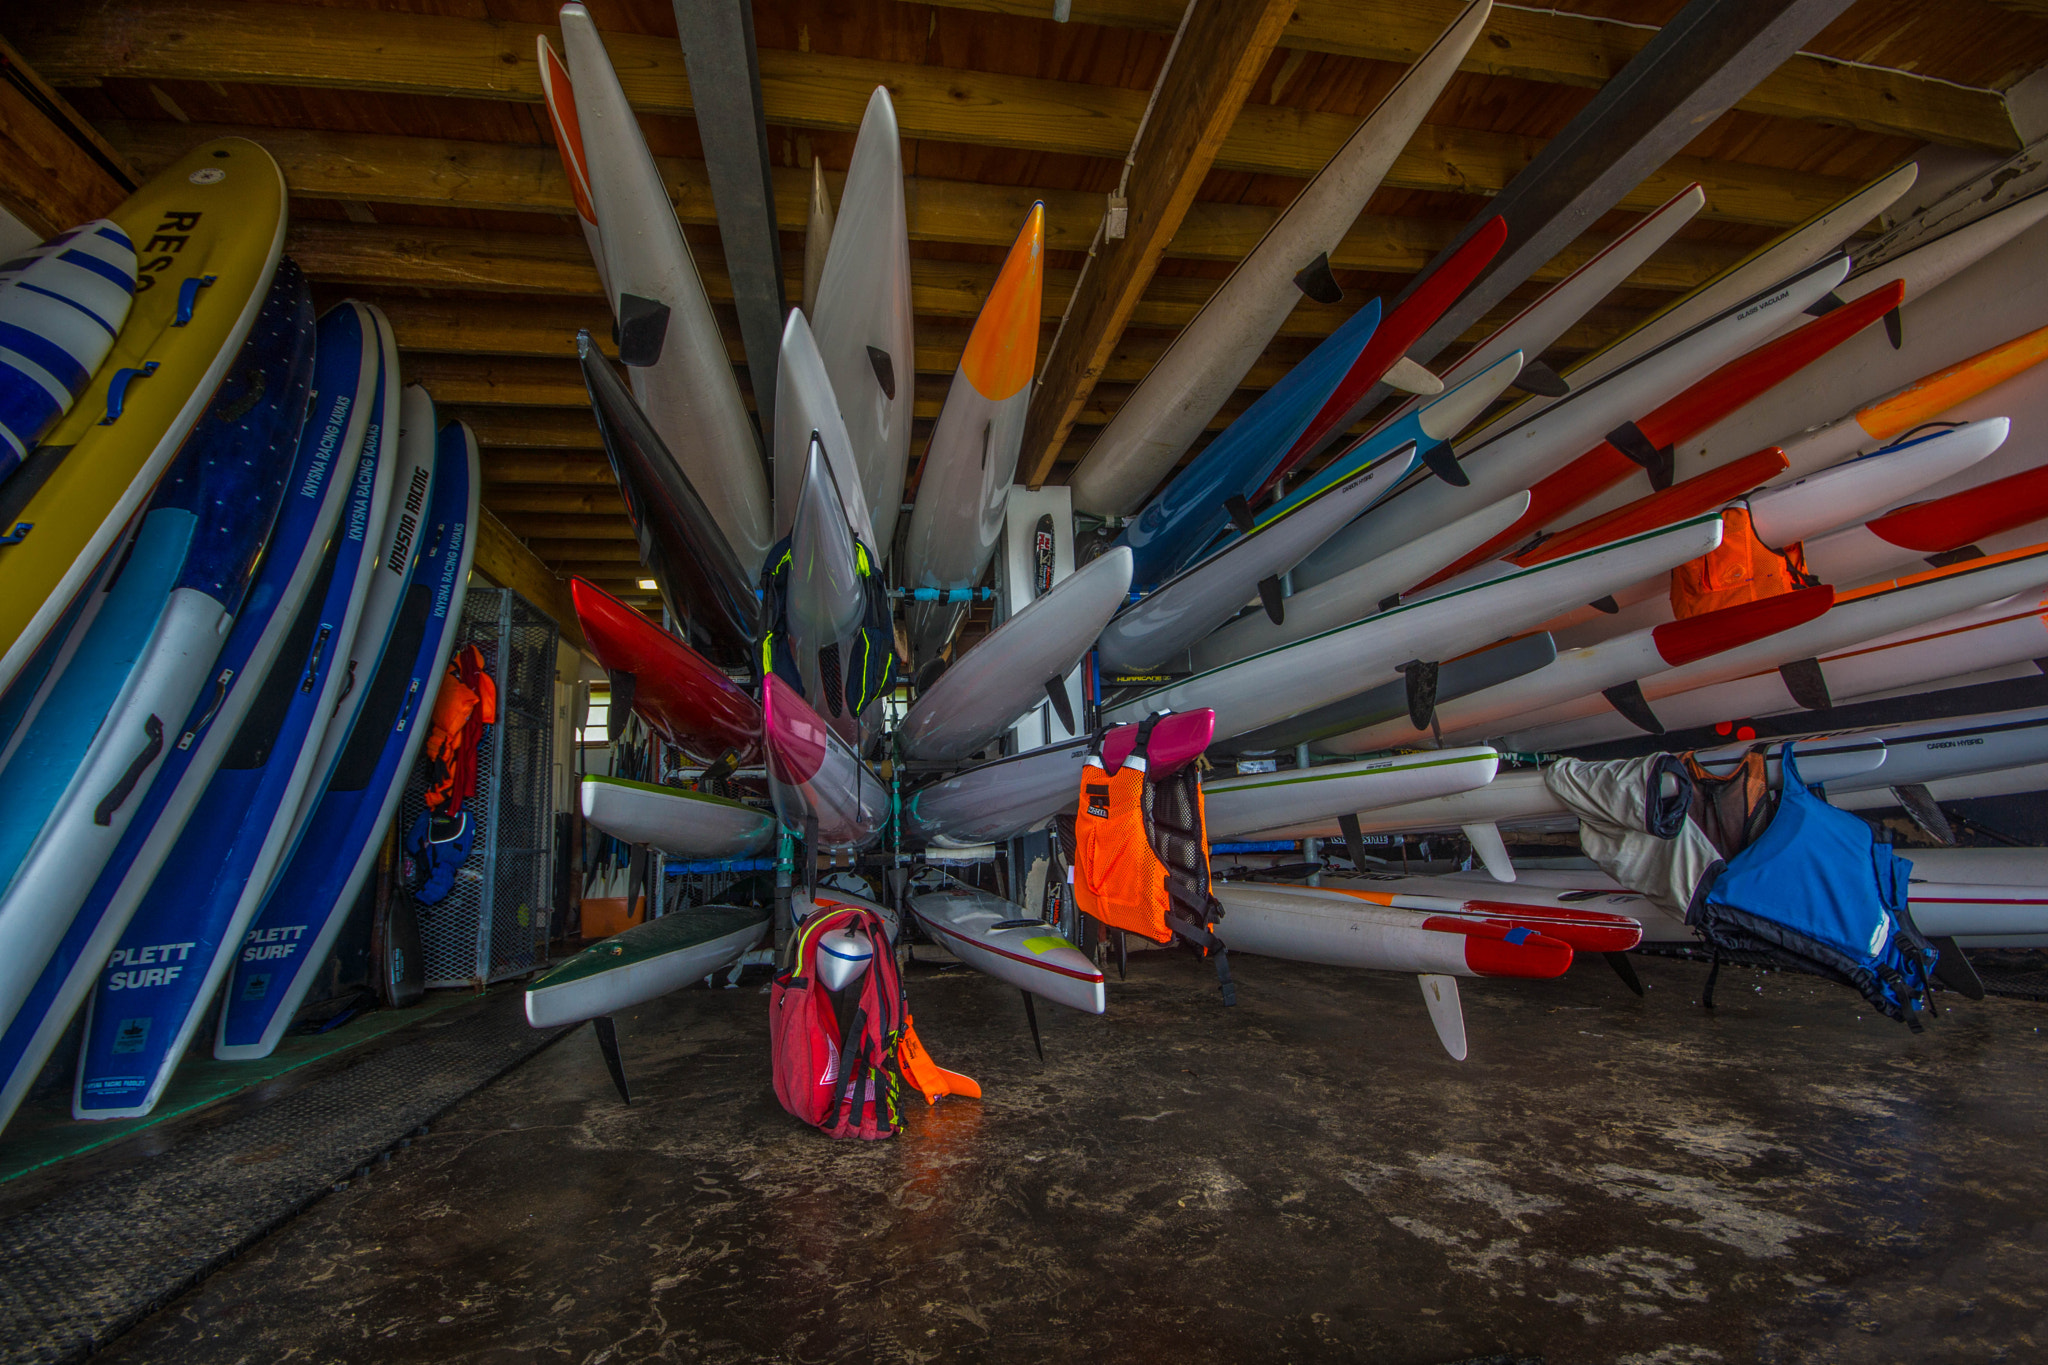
[405,585,559,987]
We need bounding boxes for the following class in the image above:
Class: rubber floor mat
[0,992,570,1364]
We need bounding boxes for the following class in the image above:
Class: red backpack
[771,901,910,1140]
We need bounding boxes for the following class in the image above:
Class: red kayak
[1315,886,1644,955]
[570,577,762,763]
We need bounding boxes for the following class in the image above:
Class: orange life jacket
[423,643,497,813]
[1070,714,1235,1002]
[1670,503,1817,620]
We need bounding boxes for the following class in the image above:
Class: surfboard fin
[1928,935,1985,999]
[1291,251,1344,305]
[1606,420,1673,491]
[1589,595,1620,614]
[867,345,897,400]
[614,293,671,367]
[1461,821,1515,883]
[593,1016,633,1105]
[1419,441,1470,487]
[1418,974,1468,1060]
[1884,307,1903,350]
[1602,678,1664,734]
[1778,656,1832,710]
[1021,989,1045,1062]
[1044,675,1076,733]
[1382,356,1443,397]
[607,669,638,729]
[1337,812,1372,873]
[1223,493,1257,534]
[1512,360,1571,397]
[1257,575,1286,625]
[1891,783,1956,845]
[1605,951,1646,997]
[1398,658,1439,731]
[1804,290,1846,317]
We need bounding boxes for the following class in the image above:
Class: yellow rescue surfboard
[0,138,286,694]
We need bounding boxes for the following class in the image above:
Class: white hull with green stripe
[580,775,775,860]
[525,906,769,1028]
[1203,747,1500,840]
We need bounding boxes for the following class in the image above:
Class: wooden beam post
[472,507,586,650]
[1020,0,1295,488]
[0,37,135,236]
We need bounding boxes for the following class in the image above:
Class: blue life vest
[404,810,474,906]
[1697,742,1938,1028]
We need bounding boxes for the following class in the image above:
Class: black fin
[1258,575,1286,625]
[1399,658,1440,731]
[1419,441,1470,487]
[1604,951,1646,997]
[802,813,819,903]
[1589,594,1620,615]
[1115,928,1128,981]
[1292,251,1344,305]
[614,293,671,367]
[1602,679,1664,734]
[593,1016,632,1105]
[913,655,949,694]
[1891,783,1956,845]
[1044,675,1076,733]
[606,669,638,727]
[1925,544,1983,568]
[867,345,897,400]
[1338,812,1371,873]
[1021,989,1045,1062]
[1606,420,1673,490]
[1512,359,1571,397]
[1804,290,1846,317]
[1884,307,1903,350]
[1928,935,1985,999]
[1223,493,1257,534]
[1377,592,1402,613]
[1778,656,1832,711]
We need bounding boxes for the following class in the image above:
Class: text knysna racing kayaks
[1066,0,1492,518]
[580,774,775,861]
[217,420,479,1060]
[525,907,770,1029]
[0,138,286,699]
[558,3,769,577]
[906,871,1105,1014]
[762,674,888,851]
[810,85,915,556]
[0,264,314,1108]
[571,576,762,764]
[903,205,1043,663]
[70,304,400,1123]
[0,217,135,475]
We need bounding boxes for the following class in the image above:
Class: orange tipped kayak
[1857,319,2048,443]
[901,205,1045,663]
[1314,886,1644,955]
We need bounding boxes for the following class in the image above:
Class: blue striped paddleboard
[0,261,313,1126]
[0,219,136,480]
[70,302,397,1122]
[217,419,479,1059]
[1116,298,1380,589]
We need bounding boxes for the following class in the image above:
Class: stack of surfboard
[0,138,486,1134]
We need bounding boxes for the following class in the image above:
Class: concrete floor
[94,948,2048,1364]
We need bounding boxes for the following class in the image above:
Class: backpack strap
[822,1002,869,1132]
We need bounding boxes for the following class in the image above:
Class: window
[580,684,610,748]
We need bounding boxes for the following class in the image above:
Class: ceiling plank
[1020,0,1296,486]
[20,3,1858,227]
[106,119,1739,292]
[473,507,585,649]
[0,36,135,236]
[923,0,2019,152]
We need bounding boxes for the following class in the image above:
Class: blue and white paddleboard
[217,418,478,1060]
[0,262,312,1114]
[69,303,397,1123]
[0,219,136,479]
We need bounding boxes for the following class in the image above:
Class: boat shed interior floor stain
[84,952,2048,1364]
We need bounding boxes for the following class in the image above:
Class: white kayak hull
[1203,748,1500,839]
[580,776,775,860]
[524,909,769,1028]
[907,876,1105,1014]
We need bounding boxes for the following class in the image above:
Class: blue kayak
[71,302,395,1122]
[1117,299,1380,589]
[217,418,479,1060]
[0,262,314,1128]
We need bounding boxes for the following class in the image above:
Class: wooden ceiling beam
[0,37,135,236]
[924,0,2019,152]
[107,119,1737,292]
[1020,0,1297,486]
[479,451,614,485]
[472,508,583,649]
[492,510,635,538]
[20,2,1858,228]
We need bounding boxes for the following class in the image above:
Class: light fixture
[637,578,657,590]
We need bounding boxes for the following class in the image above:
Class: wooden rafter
[922,0,2021,151]
[18,2,1858,228]
[1019,0,1297,488]
[0,37,134,236]
[473,509,585,649]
